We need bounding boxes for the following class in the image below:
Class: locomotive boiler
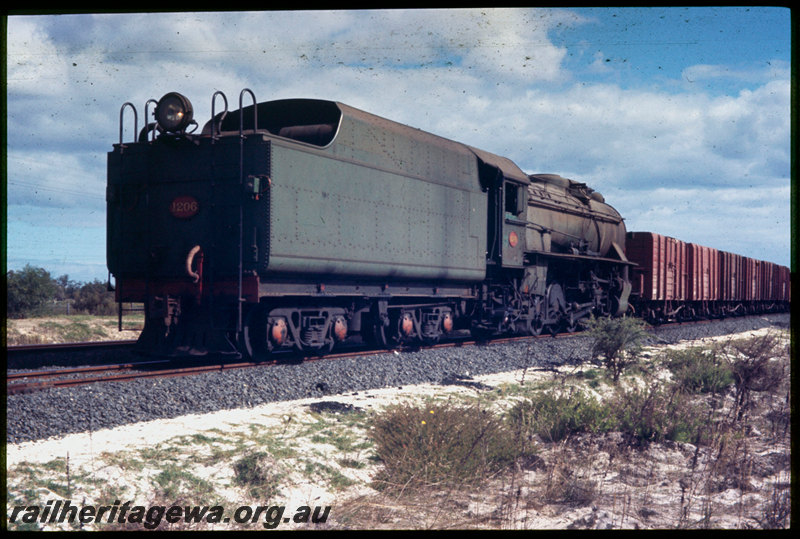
[107,89,633,358]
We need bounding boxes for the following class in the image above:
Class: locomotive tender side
[224,98,490,283]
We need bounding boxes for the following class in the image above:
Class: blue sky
[5,8,792,283]
[553,7,788,94]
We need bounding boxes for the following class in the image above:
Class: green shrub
[6,267,116,318]
[664,347,734,395]
[71,280,116,315]
[584,316,650,382]
[508,390,614,443]
[233,452,282,499]
[544,469,598,507]
[725,332,787,420]
[608,383,706,444]
[370,402,522,490]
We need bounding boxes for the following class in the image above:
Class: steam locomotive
[106,89,787,358]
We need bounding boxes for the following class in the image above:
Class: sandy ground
[5,368,533,470]
[6,316,141,345]
[6,327,790,530]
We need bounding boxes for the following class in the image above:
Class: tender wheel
[398,312,415,341]
[309,338,334,356]
[422,335,439,346]
[374,323,389,348]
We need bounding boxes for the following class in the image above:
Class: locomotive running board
[524,249,637,266]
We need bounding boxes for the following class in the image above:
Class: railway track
[3,317,725,396]
[6,340,138,370]
[7,360,252,395]
[7,340,138,352]
[6,330,580,396]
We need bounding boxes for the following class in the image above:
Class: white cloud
[588,51,613,73]
[615,184,790,265]
[5,9,791,278]
[7,150,106,209]
[682,60,790,85]
[6,18,71,98]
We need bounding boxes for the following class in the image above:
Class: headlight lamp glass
[155,92,194,133]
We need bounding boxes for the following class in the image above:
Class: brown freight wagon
[761,261,789,306]
[628,234,790,321]
[776,265,791,302]
[625,231,688,322]
[743,257,758,305]
[687,243,719,318]
[719,250,746,315]
[760,261,774,302]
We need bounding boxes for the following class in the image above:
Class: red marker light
[509,231,519,247]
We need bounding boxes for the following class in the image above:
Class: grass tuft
[370,401,526,491]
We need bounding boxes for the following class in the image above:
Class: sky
[4,7,793,284]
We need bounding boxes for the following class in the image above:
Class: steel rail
[7,360,171,381]
[6,331,579,395]
[6,315,727,396]
[7,340,138,353]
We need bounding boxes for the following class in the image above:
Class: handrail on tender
[211,91,228,141]
[239,88,257,136]
[118,102,138,148]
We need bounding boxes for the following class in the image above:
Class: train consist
[107,89,790,358]
[626,232,791,323]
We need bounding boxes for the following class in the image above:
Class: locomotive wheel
[528,316,544,336]
[564,315,579,333]
[543,284,566,336]
[518,314,543,336]
[519,297,544,336]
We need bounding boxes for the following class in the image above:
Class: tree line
[6,264,117,318]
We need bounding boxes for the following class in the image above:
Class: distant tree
[7,265,58,318]
[54,274,79,301]
[72,280,116,315]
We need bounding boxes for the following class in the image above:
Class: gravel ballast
[6,314,789,444]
